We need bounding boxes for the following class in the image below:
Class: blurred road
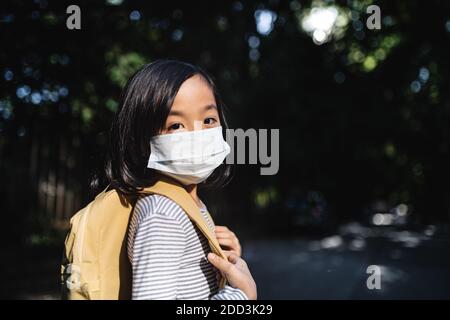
[244,223,450,299]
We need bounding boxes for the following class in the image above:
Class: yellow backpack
[60,176,228,300]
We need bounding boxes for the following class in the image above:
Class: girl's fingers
[217,231,236,239]
[215,226,229,232]
[215,231,230,237]
[207,253,233,275]
[223,250,237,259]
[226,253,239,264]
[219,240,241,257]
[222,250,233,257]
[216,231,238,241]
[218,238,234,247]
[215,227,242,256]
[217,236,239,246]
[216,233,234,240]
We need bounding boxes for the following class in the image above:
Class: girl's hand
[215,225,242,257]
[207,251,257,300]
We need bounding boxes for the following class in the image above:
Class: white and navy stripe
[127,194,248,300]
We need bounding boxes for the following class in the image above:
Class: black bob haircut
[93,59,232,196]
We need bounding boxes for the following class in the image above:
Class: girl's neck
[185,184,203,209]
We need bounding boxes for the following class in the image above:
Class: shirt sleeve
[131,212,186,300]
[211,285,249,300]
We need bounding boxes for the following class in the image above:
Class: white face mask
[147,126,230,185]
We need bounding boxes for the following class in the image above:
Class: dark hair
[91,59,231,196]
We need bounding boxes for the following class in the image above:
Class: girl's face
[160,74,221,135]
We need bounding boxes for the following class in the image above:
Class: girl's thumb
[207,253,230,273]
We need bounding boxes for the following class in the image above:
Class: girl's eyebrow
[204,104,217,111]
[168,109,184,116]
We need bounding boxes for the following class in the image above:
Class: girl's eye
[168,123,184,131]
[204,117,217,125]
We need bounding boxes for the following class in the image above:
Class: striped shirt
[127,194,248,300]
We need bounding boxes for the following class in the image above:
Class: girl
[100,59,257,300]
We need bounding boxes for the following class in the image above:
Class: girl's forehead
[172,75,216,109]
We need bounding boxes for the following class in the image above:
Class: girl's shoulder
[127,194,191,263]
[132,193,189,225]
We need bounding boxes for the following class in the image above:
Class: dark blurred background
[1,0,449,299]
